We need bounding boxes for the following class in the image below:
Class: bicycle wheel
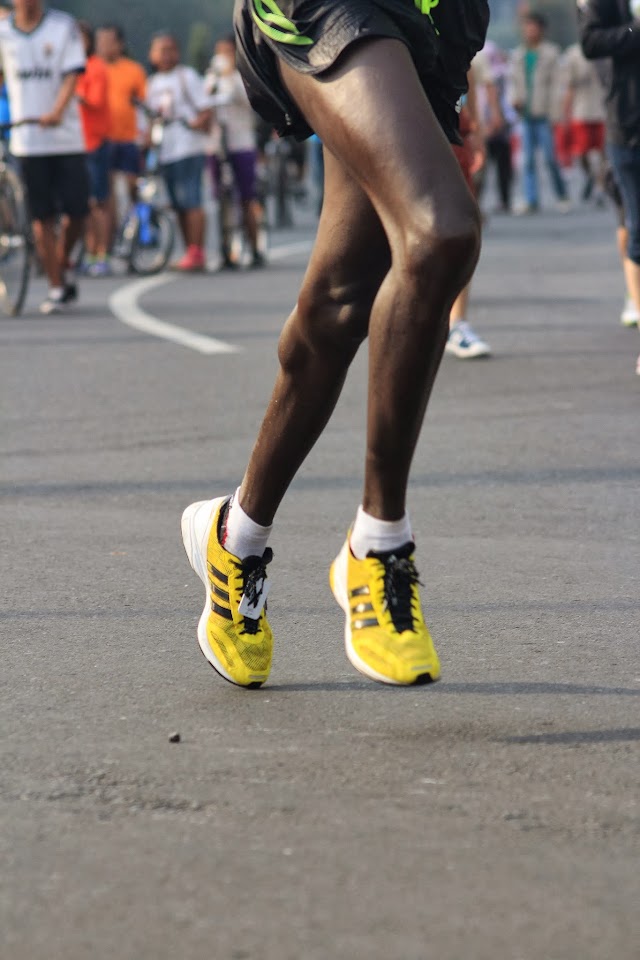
[219,183,243,267]
[0,168,31,316]
[255,203,270,259]
[129,207,175,276]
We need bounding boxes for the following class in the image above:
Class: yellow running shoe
[330,537,440,686]
[181,497,273,688]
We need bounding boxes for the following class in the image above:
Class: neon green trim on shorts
[415,0,440,32]
[252,0,314,46]
[415,0,440,15]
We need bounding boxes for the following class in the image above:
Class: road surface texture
[1,204,639,960]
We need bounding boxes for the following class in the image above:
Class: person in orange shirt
[96,23,145,232]
[76,21,111,276]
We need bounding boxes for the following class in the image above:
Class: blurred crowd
[0,0,636,345]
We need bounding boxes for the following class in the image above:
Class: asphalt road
[1,202,639,960]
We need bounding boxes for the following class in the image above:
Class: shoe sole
[445,344,491,360]
[329,542,439,687]
[181,498,265,689]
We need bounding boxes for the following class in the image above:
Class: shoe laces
[453,321,475,342]
[371,544,421,633]
[238,548,273,635]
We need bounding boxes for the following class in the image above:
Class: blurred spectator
[473,44,513,213]
[0,0,89,314]
[446,68,491,361]
[561,43,606,203]
[510,12,569,213]
[206,36,263,268]
[581,0,640,374]
[146,32,212,272]
[76,21,112,276]
[96,23,146,226]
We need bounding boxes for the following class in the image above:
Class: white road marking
[109,275,239,356]
[267,239,313,261]
[109,240,314,355]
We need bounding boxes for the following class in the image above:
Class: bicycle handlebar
[0,119,42,134]
[131,97,204,131]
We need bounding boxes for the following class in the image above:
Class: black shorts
[234,0,490,144]
[20,153,90,222]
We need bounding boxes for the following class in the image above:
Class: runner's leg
[240,38,479,524]
[240,147,390,524]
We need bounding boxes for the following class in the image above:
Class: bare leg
[450,285,471,326]
[624,258,640,313]
[85,202,98,257]
[616,226,628,265]
[93,202,110,257]
[241,199,260,253]
[32,219,63,288]
[58,216,86,269]
[182,208,205,248]
[240,149,390,524]
[240,39,479,524]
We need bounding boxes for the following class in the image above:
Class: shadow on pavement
[264,680,640,696]
[500,727,640,745]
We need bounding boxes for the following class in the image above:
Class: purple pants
[209,150,258,203]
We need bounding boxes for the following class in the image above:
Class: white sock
[222,488,272,561]
[350,506,413,560]
[49,286,64,301]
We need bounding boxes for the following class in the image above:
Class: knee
[285,276,377,357]
[398,193,481,296]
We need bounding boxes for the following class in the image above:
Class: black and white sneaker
[445,321,491,360]
[39,290,66,315]
[39,283,78,316]
[62,282,78,304]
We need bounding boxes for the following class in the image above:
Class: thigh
[162,161,179,210]
[110,141,140,175]
[296,147,390,330]
[230,151,258,203]
[170,156,204,211]
[278,38,472,246]
[20,156,56,221]
[54,154,90,219]
[87,142,111,203]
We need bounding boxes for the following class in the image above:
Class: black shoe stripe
[349,586,370,598]
[213,584,230,602]
[207,562,229,585]
[212,601,233,620]
[353,617,379,629]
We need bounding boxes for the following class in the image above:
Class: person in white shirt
[146,33,212,272]
[0,0,89,313]
[561,43,607,203]
[206,36,263,269]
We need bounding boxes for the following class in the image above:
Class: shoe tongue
[366,542,415,562]
[242,547,273,572]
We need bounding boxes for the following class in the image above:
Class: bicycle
[0,121,34,316]
[75,105,175,277]
[109,147,175,276]
[262,134,308,231]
